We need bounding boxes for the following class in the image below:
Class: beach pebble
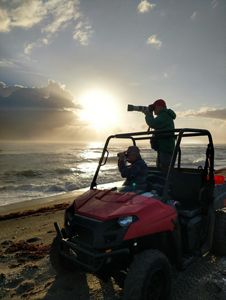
[26,237,41,243]
[21,264,38,277]
[0,273,6,286]
[8,263,20,269]
[16,280,34,294]
[5,275,23,289]
[1,240,13,247]
[205,280,222,294]
[0,290,7,299]
[219,258,226,275]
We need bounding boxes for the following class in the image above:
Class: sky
[0,0,225,143]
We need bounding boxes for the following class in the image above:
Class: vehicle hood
[73,189,176,222]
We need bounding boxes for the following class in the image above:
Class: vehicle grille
[74,225,94,245]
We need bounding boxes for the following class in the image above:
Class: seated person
[117,146,148,192]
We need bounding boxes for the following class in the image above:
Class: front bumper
[54,222,130,273]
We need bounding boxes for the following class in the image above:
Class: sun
[78,89,118,131]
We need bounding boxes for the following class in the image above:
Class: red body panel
[74,189,177,239]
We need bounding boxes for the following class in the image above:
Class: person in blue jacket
[118,145,148,192]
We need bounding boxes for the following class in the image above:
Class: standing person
[144,99,176,170]
[118,146,148,192]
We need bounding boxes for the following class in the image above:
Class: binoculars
[117,151,127,158]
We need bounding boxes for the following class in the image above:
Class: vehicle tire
[123,249,171,300]
[49,237,75,273]
[112,270,127,288]
[212,209,226,256]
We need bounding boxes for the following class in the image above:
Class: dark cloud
[0,81,89,141]
[0,80,78,110]
[189,108,226,120]
[0,81,21,97]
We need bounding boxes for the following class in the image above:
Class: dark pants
[156,151,173,170]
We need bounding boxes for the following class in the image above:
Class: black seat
[177,208,201,218]
[168,169,204,213]
[146,170,166,196]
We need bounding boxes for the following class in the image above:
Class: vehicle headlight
[117,216,137,227]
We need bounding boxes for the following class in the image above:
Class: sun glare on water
[78,89,118,131]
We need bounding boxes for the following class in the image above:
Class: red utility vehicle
[50,128,226,300]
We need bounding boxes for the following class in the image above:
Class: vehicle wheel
[49,237,75,273]
[123,249,171,300]
[112,270,127,288]
[212,209,226,256]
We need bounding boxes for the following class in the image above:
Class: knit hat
[152,99,166,108]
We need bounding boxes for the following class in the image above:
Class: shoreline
[0,187,88,220]
[0,181,123,220]
[0,169,225,220]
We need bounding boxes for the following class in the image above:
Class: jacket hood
[166,108,176,120]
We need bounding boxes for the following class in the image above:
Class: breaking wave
[0,142,225,206]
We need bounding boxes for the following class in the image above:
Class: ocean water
[0,141,225,206]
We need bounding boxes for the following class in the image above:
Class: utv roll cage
[90,128,215,202]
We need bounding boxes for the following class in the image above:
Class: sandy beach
[0,170,226,299]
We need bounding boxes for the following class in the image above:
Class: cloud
[42,0,79,34]
[178,107,226,121]
[0,7,10,32]
[24,38,49,55]
[176,107,226,144]
[0,80,78,110]
[173,102,183,108]
[190,11,197,20]
[137,1,156,13]
[24,42,36,55]
[147,34,162,49]
[194,108,226,120]
[0,81,89,141]
[0,81,22,97]
[0,0,93,52]
[73,21,93,46]
[211,0,218,9]
[0,0,47,32]
[0,58,15,67]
